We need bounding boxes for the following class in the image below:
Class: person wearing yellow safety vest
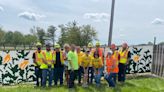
[53,44,65,86]
[95,42,104,77]
[81,49,92,87]
[118,43,130,83]
[32,42,44,87]
[77,46,84,85]
[87,42,94,84]
[41,43,54,87]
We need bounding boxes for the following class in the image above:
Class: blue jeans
[54,67,64,85]
[35,67,42,86]
[42,69,54,87]
[99,66,104,76]
[105,73,117,87]
[94,69,101,86]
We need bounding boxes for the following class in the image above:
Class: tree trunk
[3,44,5,50]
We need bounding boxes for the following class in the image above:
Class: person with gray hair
[63,43,70,85]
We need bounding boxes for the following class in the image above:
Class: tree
[58,21,97,46]
[47,25,57,46]
[80,25,97,46]
[58,24,68,46]
[0,28,6,48]
[3,31,14,46]
[12,31,24,49]
[23,34,37,48]
[30,26,46,45]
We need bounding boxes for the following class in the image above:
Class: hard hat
[36,42,42,46]
[96,41,100,46]
[88,43,93,48]
[55,44,60,49]
[110,44,116,49]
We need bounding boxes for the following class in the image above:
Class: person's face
[71,45,75,51]
[122,44,127,49]
[65,46,69,52]
[108,53,112,57]
[95,54,98,58]
[86,51,89,55]
[46,46,51,51]
[37,46,41,51]
[77,48,81,53]
[110,47,115,52]
[96,45,100,48]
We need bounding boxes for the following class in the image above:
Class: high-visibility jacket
[106,55,119,73]
[81,54,92,68]
[34,51,44,67]
[40,51,53,69]
[92,57,103,69]
[53,51,64,65]
[106,50,119,63]
[96,48,104,63]
[119,49,129,64]
[77,51,84,66]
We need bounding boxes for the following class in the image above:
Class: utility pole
[108,0,115,46]
[154,37,156,45]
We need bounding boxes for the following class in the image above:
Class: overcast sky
[0,0,164,45]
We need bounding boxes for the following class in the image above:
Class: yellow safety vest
[40,51,53,69]
[34,51,44,67]
[53,51,64,65]
[119,49,129,64]
[113,51,119,65]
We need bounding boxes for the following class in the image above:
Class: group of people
[32,41,130,88]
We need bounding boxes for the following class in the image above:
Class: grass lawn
[0,77,164,92]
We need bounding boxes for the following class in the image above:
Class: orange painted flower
[3,54,11,64]
[133,55,140,62]
[19,60,29,70]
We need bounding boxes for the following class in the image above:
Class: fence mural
[127,45,153,74]
[0,45,153,84]
[0,50,35,84]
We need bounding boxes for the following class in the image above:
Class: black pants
[54,67,64,85]
[78,66,84,84]
[68,70,78,88]
[118,63,126,82]
[35,67,42,86]
[88,67,94,84]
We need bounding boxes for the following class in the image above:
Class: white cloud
[18,11,46,21]
[151,18,164,25]
[84,13,110,22]
[0,6,4,11]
